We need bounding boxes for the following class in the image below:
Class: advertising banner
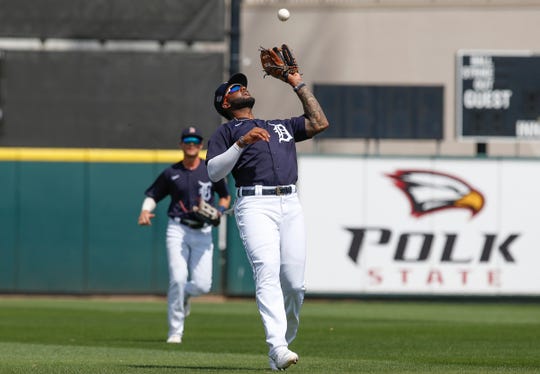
[299,156,540,295]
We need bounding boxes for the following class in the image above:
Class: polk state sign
[298,156,540,296]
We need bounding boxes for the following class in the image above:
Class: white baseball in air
[277,8,290,22]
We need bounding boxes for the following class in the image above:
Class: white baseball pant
[166,219,213,338]
[234,193,306,356]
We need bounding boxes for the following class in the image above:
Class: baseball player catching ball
[138,126,230,344]
[205,46,329,370]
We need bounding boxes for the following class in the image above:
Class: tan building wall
[238,0,540,156]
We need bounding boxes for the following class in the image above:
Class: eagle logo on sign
[387,170,485,218]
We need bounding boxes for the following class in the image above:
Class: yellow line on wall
[0,147,207,163]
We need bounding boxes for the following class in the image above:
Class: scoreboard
[456,50,540,140]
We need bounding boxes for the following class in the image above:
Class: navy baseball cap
[214,73,248,119]
[181,126,203,142]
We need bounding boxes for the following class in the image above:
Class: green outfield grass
[0,297,539,373]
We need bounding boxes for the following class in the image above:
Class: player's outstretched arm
[288,72,329,137]
[218,195,232,211]
[207,127,270,182]
[138,197,156,225]
[138,210,155,225]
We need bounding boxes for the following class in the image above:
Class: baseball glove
[193,200,221,227]
[260,44,299,82]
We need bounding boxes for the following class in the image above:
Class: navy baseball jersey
[145,158,229,220]
[206,116,310,187]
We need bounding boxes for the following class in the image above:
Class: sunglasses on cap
[226,84,242,96]
[182,136,202,145]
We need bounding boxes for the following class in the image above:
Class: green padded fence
[0,148,255,295]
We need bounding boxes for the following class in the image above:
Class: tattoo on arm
[296,86,329,136]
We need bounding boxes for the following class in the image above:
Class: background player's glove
[193,200,221,227]
[260,44,299,82]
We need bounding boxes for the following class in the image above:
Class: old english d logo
[387,170,485,217]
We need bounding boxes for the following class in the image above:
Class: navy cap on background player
[214,73,248,119]
[181,126,203,143]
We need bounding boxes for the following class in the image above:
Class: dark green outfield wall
[0,160,255,295]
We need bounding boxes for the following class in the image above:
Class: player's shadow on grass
[129,365,266,371]
[133,338,167,343]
